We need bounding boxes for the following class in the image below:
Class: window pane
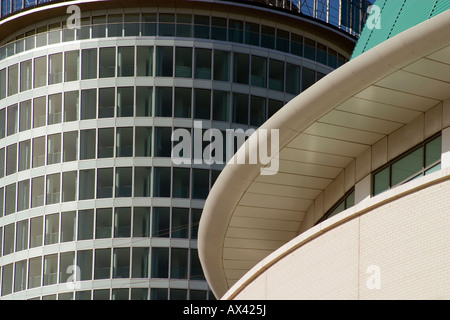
[302,67,316,91]
[77,250,93,281]
[172,168,190,198]
[46,173,61,205]
[261,26,275,49]
[137,46,153,77]
[108,14,123,37]
[78,209,94,240]
[276,29,289,53]
[98,87,115,118]
[172,208,189,238]
[132,247,149,278]
[176,14,192,37]
[99,47,116,78]
[211,17,227,41]
[155,87,172,117]
[156,46,173,77]
[7,104,18,136]
[135,127,152,157]
[59,251,75,283]
[79,169,95,200]
[117,87,134,117]
[3,224,14,255]
[250,96,266,127]
[152,207,169,237]
[65,50,80,82]
[8,64,18,96]
[134,167,151,197]
[43,254,58,286]
[14,260,27,293]
[17,179,29,211]
[190,249,205,280]
[142,13,157,36]
[47,134,62,165]
[251,56,266,88]
[391,148,424,186]
[171,248,188,279]
[116,127,133,157]
[64,90,79,122]
[113,248,130,278]
[81,88,97,120]
[63,131,78,162]
[62,171,77,202]
[191,209,201,240]
[228,19,243,43]
[373,167,390,196]
[193,89,211,120]
[245,22,259,46]
[269,59,284,91]
[0,148,4,178]
[159,13,175,36]
[19,100,31,132]
[80,129,96,160]
[115,167,132,197]
[28,257,42,289]
[194,48,211,79]
[48,93,62,125]
[20,59,32,92]
[0,68,5,99]
[233,53,249,84]
[32,136,45,168]
[136,86,152,117]
[194,15,209,38]
[118,46,135,77]
[5,183,15,215]
[153,167,171,197]
[175,47,192,78]
[192,169,209,199]
[133,207,150,237]
[61,211,76,243]
[6,143,17,175]
[0,108,4,138]
[15,220,28,253]
[45,213,59,245]
[98,128,114,158]
[154,127,172,157]
[30,216,43,248]
[425,136,441,167]
[48,53,63,85]
[232,93,248,125]
[94,248,111,279]
[213,50,230,82]
[96,208,112,238]
[81,48,97,80]
[97,168,113,199]
[286,63,301,95]
[151,247,169,278]
[114,207,131,238]
[213,90,229,122]
[268,99,283,118]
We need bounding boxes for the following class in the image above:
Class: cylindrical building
[0,0,366,300]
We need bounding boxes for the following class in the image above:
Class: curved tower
[0,0,364,300]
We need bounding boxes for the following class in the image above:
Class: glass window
[48,53,63,84]
[61,211,76,243]
[245,22,259,46]
[108,14,123,37]
[172,168,190,198]
[232,93,248,125]
[117,87,134,117]
[113,248,130,278]
[19,100,31,131]
[391,148,424,186]
[317,43,327,65]
[17,179,29,212]
[304,38,316,61]
[80,129,96,160]
[193,88,211,120]
[152,207,169,237]
[28,257,42,289]
[211,17,227,41]
[0,148,4,178]
[8,64,18,96]
[62,171,77,202]
[425,135,441,167]
[233,53,249,84]
[46,173,60,205]
[172,208,189,238]
[116,127,133,157]
[76,17,91,40]
[190,249,205,280]
[98,127,114,158]
[98,87,115,118]
[118,46,135,77]
[156,46,173,77]
[151,247,169,278]
[176,14,192,37]
[59,251,75,284]
[213,50,230,82]
[159,13,175,36]
[48,93,62,125]
[45,213,59,245]
[14,260,27,293]
[63,131,78,162]
[43,254,58,286]
[276,29,289,53]
[0,68,5,99]
[5,183,15,215]
[64,90,79,122]
[194,15,209,38]
[261,26,275,49]
[94,248,111,279]
[155,87,172,117]
[250,96,266,127]
[175,47,192,78]
[213,90,229,122]
[136,86,153,117]
[81,48,97,80]
[79,169,95,200]
[81,88,97,120]
[31,176,44,208]
[153,167,171,197]
[114,207,131,238]
[373,167,390,196]
[7,103,18,136]
[96,208,112,239]
[30,216,43,248]
[0,108,4,138]
[33,97,47,128]
[142,13,156,35]
[171,248,188,279]
[47,133,62,165]
[32,136,45,168]
[6,143,17,175]
[77,250,93,281]
[99,47,116,78]
[135,127,152,157]
[65,50,79,82]
[97,168,113,199]
[268,99,283,118]
[228,19,243,43]
[17,140,30,173]
[132,247,149,278]
[3,223,14,255]
[269,59,284,91]
[192,169,209,199]
[154,127,172,157]
[251,56,267,88]
[134,167,151,197]
[194,48,211,79]
[291,33,303,57]
[133,207,150,237]
[136,46,153,77]
[302,67,316,91]
[78,209,94,240]
[328,48,338,68]
[20,59,32,92]
[286,63,301,95]
[115,167,132,198]
[124,14,140,36]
